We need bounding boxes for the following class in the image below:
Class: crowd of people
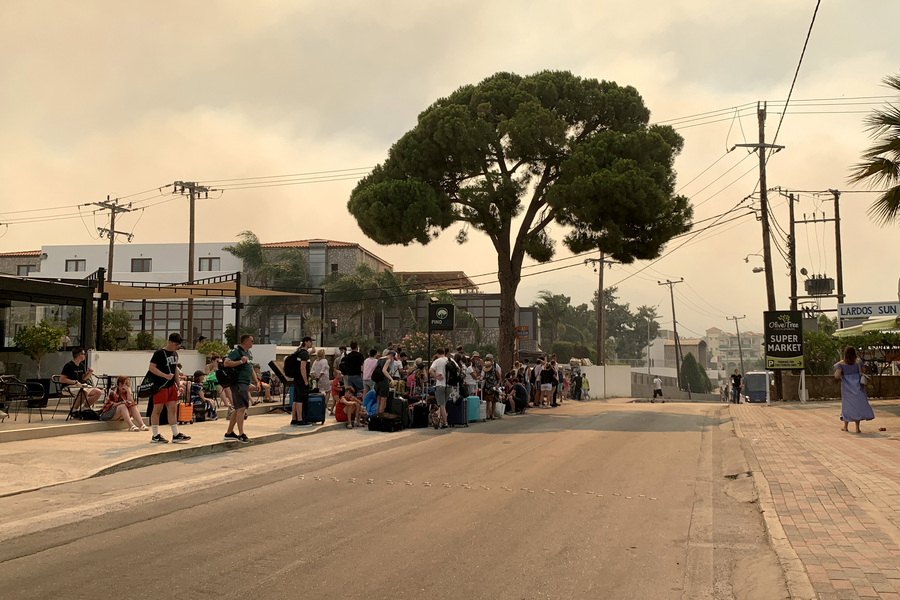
[282,342,590,430]
[52,335,590,443]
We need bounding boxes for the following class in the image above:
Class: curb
[731,407,817,600]
[0,421,345,499]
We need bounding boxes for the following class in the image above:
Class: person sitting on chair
[249,363,273,403]
[59,347,102,409]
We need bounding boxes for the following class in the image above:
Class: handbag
[136,372,162,398]
[860,373,870,386]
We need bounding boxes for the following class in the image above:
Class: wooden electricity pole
[734,102,785,400]
[93,196,133,304]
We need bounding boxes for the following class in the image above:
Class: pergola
[89,270,319,344]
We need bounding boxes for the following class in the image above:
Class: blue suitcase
[301,393,326,424]
[466,395,481,422]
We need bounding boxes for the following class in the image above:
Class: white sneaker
[0,410,8,420]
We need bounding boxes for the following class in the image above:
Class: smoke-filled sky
[1,0,898,337]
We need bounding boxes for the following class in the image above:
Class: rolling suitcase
[368,413,402,432]
[466,395,481,423]
[303,393,326,424]
[386,395,410,429]
[446,395,469,427]
[177,401,193,425]
[411,403,429,428]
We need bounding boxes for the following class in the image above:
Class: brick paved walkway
[732,400,900,599]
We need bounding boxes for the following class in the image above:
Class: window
[65,259,86,272]
[199,257,220,272]
[17,265,37,276]
[330,318,338,334]
[331,263,339,273]
[131,258,152,273]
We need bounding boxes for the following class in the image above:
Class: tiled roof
[261,239,392,269]
[0,250,40,257]
[261,239,358,248]
[394,271,477,291]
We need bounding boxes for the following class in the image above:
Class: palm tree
[850,74,900,225]
[533,290,571,347]
[224,231,312,341]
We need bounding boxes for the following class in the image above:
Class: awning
[102,281,316,302]
[834,315,900,338]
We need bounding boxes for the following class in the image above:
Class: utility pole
[788,193,798,310]
[726,315,747,376]
[93,196,133,283]
[173,181,212,345]
[829,189,845,303]
[735,102,785,400]
[585,255,616,365]
[658,278,688,398]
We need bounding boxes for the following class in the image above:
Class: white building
[32,243,241,344]
[35,242,241,283]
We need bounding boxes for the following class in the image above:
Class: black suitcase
[192,401,207,422]
[446,395,469,427]
[385,395,410,429]
[303,393,326,424]
[368,413,403,432]
[410,403,429,428]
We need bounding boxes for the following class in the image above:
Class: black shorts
[374,380,391,397]
[653,389,663,398]
[231,383,251,409]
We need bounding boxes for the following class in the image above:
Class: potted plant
[13,320,66,404]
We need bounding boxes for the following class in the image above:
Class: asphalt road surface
[0,401,788,600]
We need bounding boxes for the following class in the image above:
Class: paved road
[0,402,786,600]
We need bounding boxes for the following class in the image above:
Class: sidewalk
[731,399,900,600]
[0,408,344,498]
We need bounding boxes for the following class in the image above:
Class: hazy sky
[2,0,898,338]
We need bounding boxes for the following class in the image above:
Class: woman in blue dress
[834,346,875,433]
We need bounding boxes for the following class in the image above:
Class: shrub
[13,321,66,378]
[551,341,574,363]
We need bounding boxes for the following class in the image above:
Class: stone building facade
[0,250,41,277]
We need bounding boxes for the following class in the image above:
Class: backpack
[445,358,461,386]
[284,350,302,378]
[372,358,386,382]
[483,360,498,389]
[528,366,537,384]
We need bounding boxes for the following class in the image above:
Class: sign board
[516,325,530,339]
[428,303,454,331]
[764,310,804,370]
[837,301,899,328]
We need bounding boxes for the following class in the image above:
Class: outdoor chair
[51,374,88,421]
[267,360,291,413]
[1,375,47,423]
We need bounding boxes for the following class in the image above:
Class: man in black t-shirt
[148,333,191,444]
[730,369,742,404]
[343,340,365,394]
[59,347,102,409]
[290,336,313,426]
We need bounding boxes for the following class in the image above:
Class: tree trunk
[497,257,521,376]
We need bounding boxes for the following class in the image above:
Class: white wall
[88,349,206,378]
[582,365,631,398]
[36,242,242,282]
